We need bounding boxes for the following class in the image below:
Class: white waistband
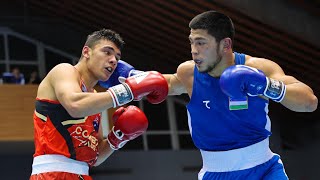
[32,154,89,175]
[200,138,274,172]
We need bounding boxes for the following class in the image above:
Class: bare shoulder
[178,60,195,70]
[37,63,78,100]
[177,60,194,79]
[46,63,79,83]
[48,63,76,77]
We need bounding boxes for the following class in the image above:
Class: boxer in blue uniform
[100,11,318,179]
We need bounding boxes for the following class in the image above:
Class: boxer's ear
[82,46,91,59]
[222,38,232,50]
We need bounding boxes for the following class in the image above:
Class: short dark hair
[189,11,235,43]
[84,29,125,50]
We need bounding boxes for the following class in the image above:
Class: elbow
[305,95,318,112]
[66,103,83,118]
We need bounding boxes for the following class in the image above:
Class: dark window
[8,35,37,61]
[147,135,171,149]
[143,100,169,130]
[122,136,144,150]
[0,35,4,59]
[45,49,72,73]
[179,135,196,149]
[0,63,6,76]
[175,102,189,131]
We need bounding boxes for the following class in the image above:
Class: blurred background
[0,0,319,179]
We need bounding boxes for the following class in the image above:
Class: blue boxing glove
[99,60,143,88]
[220,65,286,103]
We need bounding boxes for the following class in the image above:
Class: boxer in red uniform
[29,29,168,180]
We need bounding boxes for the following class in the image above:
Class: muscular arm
[48,64,115,117]
[164,60,194,96]
[248,58,318,112]
[278,75,317,112]
[164,73,187,95]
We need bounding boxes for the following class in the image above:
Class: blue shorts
[199,155,288,180]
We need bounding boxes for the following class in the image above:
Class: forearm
[94,139,114,166]
[62,91,114,117]
[280,82,318,112]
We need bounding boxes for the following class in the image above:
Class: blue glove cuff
[263,77,286,102]
[128,69,144,77]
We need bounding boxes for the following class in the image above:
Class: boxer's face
[83,39,121,81]
[189,29,222,73]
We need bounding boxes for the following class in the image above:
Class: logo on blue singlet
[203,100,211,109]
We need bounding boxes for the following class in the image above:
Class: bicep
[50,65,82,107]
[249,58,288,81]
[250,58,314,93]
[258,60,302,86]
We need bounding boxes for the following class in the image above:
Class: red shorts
[30,172,92,180]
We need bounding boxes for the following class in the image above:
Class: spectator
[2,67,25,84]
[27,70,41,84]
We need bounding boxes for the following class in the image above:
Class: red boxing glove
[107,105,148,150]
[125,71,168,103]
[108,71,168,107]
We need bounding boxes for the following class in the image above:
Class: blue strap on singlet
[234,52,245,65]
